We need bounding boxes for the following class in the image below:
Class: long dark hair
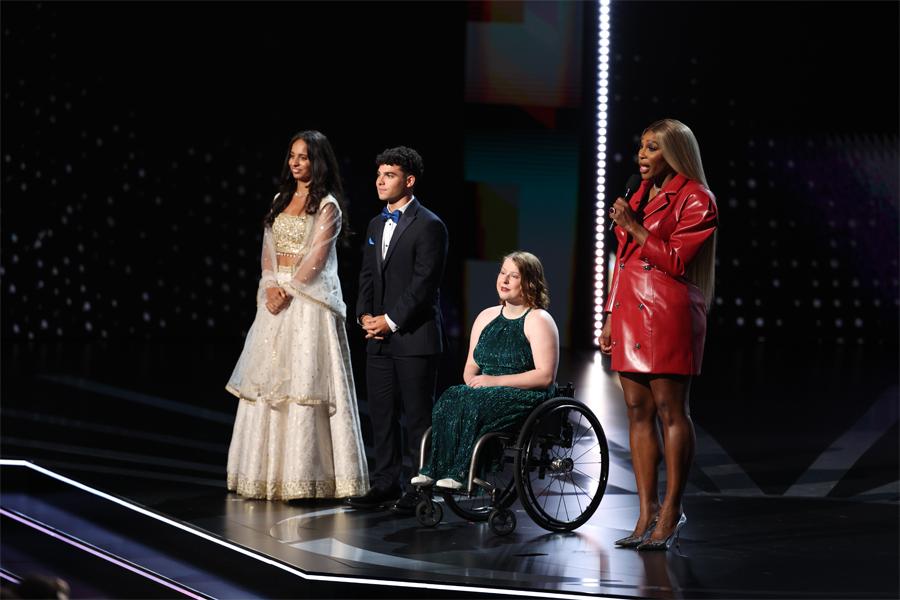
[263,130,348,234]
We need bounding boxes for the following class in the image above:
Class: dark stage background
[2,0,898,520]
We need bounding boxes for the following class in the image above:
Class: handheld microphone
[608,174,642,231]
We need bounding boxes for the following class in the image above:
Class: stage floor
[1,339,898,598]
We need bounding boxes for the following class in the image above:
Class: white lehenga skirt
[225,272,369,500]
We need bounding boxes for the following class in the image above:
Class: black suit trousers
[366,347,438,491]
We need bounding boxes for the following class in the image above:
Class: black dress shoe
[390,491,420,515]
[346,486,400,509]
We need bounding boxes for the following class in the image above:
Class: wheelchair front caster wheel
[416,500,443,527]
[488,508,516,536]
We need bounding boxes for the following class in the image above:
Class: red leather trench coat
[604,173,718,375]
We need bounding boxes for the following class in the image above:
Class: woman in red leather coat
[600,119,718,551]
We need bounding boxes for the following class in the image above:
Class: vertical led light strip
[593,0,611,346]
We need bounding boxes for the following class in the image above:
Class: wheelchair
[413,384,609,536]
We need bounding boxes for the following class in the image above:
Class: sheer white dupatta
[257,194,346,318]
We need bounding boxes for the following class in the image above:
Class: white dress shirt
[382,199,412,259]
[382,198,414,332]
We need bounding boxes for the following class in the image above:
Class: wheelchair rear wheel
[514,397,609,532]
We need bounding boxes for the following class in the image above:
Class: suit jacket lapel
[383,198,419,269]
[375,218,385,272]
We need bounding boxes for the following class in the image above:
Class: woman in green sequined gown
[414,251,559,489]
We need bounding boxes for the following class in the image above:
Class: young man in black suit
[348,146,448,514]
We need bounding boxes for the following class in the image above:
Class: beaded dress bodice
[472,308,534,376]
[272,212,312,256]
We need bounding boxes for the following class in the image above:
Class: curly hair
[374,146,424,185]
[264,130,348,231]
[502,251,550,310]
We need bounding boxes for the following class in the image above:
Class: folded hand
[265,287,292,315]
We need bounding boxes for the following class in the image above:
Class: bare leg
[620,373,662,535]
[647,375,694,541]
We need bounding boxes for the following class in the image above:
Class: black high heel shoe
[614,514,659,548]
[636,513,687,551]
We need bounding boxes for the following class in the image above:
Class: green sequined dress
[420,307,556,482]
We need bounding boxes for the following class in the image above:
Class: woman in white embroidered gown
[226,130,369,500]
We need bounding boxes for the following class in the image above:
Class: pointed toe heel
[614,534,643,548]
[637,513,686,552]
[615,514,660,548]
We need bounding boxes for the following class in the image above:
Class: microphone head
[625,174,642,196]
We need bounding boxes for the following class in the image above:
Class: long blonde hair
[644,118,717,308]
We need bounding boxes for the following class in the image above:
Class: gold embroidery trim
[227,473,368,500]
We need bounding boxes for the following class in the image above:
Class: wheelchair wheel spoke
[572,440,601,463]
[554,479,564,520]
[567,477,588,521]
[567,471,597,500]
[533,473,555,500]
[571,466,602,486]
[538,479,554,512]
[561,473,585,516]
[573,414,598,447]
[569,412,588,450]
[558,478,571,522]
